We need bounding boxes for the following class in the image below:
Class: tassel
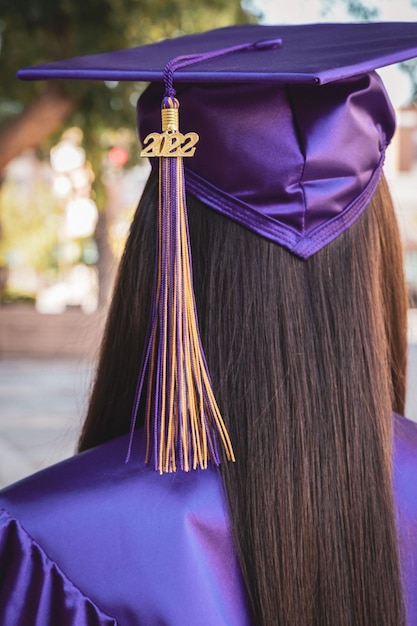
[128,94,235,473]
[127,41,283,472]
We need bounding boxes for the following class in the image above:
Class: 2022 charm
[141,131,199,158]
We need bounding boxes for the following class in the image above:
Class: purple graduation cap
[18,22,417,472]
[19,22,417,257]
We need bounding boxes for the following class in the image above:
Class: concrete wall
[0,306,107,359]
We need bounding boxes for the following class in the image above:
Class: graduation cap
[19,22,417,472]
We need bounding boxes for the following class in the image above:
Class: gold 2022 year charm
[140,131,199,158]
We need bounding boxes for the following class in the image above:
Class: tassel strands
[127,43,283,472]
[128,93,235,473]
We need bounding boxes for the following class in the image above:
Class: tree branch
[0,84,76,174]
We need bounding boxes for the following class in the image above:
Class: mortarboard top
[17,22,417,86]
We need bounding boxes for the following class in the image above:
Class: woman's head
[80,169,407,445]
[78,27,409,626]
[80,172,407,624]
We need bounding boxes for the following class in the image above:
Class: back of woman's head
[190,172,408,625]
[80,172,408,625]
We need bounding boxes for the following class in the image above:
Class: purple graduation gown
[0,414,416,625]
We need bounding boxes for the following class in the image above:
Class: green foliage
[1,289,36,305]
[1,0,252,162]
[320,0,379,19]
[0,0,254,262]
[400,59,417,100]
[0,1,253,294]
[0,177,62,274]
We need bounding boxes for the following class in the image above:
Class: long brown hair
[79,172,408,625]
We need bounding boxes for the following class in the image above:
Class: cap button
[253,38,283,50]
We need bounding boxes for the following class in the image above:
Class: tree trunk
[0,83,75,175]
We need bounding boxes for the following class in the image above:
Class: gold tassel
[131,95,235,473]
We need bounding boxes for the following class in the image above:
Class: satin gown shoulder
[0,416,416,625]
[393,414,417,625]
[0,429,250,626]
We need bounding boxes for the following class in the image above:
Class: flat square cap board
[17,22,417,85]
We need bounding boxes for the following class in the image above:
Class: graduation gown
[0,414,416,625]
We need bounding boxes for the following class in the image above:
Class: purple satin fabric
[0,511,116,626]
[138,72,395,258]
[0,432,250,625]
[0,415,415,625]
[17,23,417,85]
[393,415,417,625]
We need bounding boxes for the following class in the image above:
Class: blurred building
[0,145,150,359]
[386,104,417,306]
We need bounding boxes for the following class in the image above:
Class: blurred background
[1,0,417,488]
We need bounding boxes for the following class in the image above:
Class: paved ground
[0,318,416,489]
[0,359,93,488]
